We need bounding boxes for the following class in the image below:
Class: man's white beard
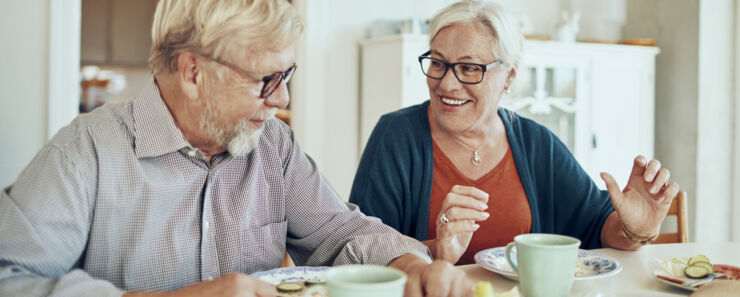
[200,98,277,157]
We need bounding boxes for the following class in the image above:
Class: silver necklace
[450,136,485,166]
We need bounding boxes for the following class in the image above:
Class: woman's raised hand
[600,155,680,241]
[434,185,490,263]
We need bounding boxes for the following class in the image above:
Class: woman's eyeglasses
[418,50,502,84]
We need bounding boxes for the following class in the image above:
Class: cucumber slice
[691,262,714,274]
[277,283,304,292]
[304,279,326,286]
[685,265,709,279]
[688,255,711,265]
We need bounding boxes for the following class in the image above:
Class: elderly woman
[350,0,679,265]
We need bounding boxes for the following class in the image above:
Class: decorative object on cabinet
[551,11,580,43]
[360,35,659,188]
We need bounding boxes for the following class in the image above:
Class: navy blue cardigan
[349,101,614,249]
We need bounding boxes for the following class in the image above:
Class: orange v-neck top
[427,140,532,265]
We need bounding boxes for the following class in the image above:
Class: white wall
[0,0,50,188]
[624,0,737,242]
[696,0,734,242]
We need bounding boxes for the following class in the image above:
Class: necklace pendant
[472,151,482,166]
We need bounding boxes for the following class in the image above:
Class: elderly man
[0,1,469,296]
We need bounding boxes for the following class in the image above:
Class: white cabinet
[360,35,659,188]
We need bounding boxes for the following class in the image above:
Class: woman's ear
[505,66,517,86]
[176,51,201,99]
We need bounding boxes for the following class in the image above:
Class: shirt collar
[133,78,192,158]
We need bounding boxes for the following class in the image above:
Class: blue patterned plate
[251,266,329,285]
[474,247,621,281]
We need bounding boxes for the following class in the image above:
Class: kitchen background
[0,0,738,243]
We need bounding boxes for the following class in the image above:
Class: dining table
[460,242,740,297]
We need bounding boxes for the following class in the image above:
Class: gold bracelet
[621,222,658,245]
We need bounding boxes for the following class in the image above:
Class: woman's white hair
[428,0,523,71]
[149,0,303,76]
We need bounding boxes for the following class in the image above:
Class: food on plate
[276,280,327,297]
[685,265,710,279]
[657,254,715,278]
[687,255,711,266]
[684,255,713,279]
[474,281,520,297]
[277,282,304,293]
[304,278,326,286]
[475,281,495,297]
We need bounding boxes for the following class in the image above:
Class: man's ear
[175,51,201,99]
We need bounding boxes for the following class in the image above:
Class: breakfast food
[474,281,520,297]
[684,255,713,279]
[277,280,327,297]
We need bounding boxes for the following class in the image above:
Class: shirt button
[187,150,197,157]
[203,220,210,230]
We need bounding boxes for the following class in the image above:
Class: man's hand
[389,254,471,297]
[122,272,278,297]
[600,155,679,248]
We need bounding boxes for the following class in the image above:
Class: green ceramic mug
[303,264,407,297]
[505,233,581,297]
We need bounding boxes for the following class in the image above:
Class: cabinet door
[81,0,109,64]
[110,0,158,65]
[589,52,656,188]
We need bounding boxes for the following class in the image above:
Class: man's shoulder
[48,100,135,152]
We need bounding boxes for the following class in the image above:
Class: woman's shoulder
[374,101,431,135]
[499,108,552,137]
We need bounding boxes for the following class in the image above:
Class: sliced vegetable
[691,262,715,274]
[685,265,709,279]
[277,283,304,292]
[688,255,711,266]
[304,279,326,286]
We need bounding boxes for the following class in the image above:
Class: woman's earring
[505,87,511,94]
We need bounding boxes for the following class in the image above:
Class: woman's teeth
[441,97,468,106]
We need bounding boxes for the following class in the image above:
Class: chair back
[654,191,688,243]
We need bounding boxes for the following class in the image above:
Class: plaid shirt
[0,79,430,297]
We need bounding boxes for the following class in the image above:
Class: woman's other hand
[433,185,490,263]
[600,155,680,245]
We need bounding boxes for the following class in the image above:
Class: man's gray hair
[428,0,523,72]
[149,0,303,76]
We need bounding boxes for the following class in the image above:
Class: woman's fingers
[649,168,670,194]
[450,185,489,202]
[643,159,662,182]
[441,191,488,213]
[445,207,490,222]
[438,220,479,237]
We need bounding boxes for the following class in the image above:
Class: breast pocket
[241,220,287,273]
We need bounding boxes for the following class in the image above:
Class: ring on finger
[440,212,450,224]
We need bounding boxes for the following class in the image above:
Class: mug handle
[505,242,518,273]
[303,285,327,297]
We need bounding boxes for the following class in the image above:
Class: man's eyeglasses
[418,50,502,84]
[198,54,296,99]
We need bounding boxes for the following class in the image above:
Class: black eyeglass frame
[417,50,503,84]
[197,53,296,99]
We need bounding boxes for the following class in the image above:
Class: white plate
[653,264,739,292]
[251,266,329,285]
[474,247,622,281]
[653,270,701,292]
